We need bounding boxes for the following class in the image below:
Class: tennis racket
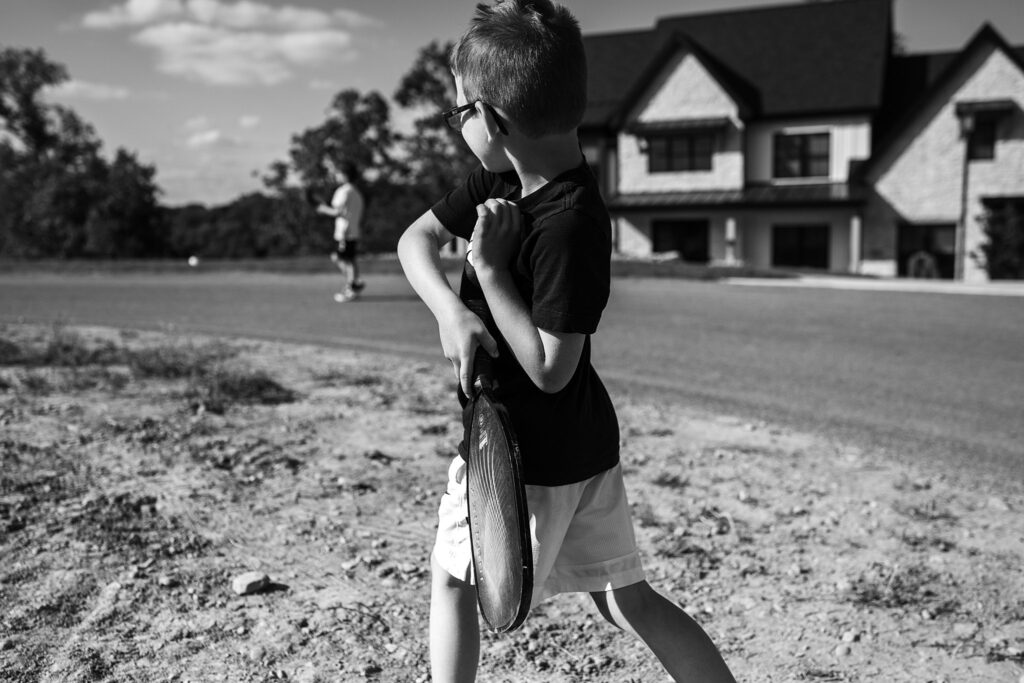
[464,301,533,633]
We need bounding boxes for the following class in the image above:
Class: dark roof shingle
[583,0,892,129]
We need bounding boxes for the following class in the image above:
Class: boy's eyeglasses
[441,101,508,135]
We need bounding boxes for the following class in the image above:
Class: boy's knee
[591,581,657,627]
[431,552,471,591]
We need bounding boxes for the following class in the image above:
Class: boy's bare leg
[591,581,736,683]
[430,552,480,683]
[350,257,361,287]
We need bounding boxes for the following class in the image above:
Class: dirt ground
[1,323,1022,683]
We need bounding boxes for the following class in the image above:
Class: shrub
[976,202,1024,279]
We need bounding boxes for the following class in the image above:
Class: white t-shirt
[331,183,364,241]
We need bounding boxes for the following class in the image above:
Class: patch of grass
[846,562,956,611]
[651,472,689,490]
[128,342,235,380]
[186,366,296,415]
[0,337,24,364]
[313,368,382,387]
[40,325,124,367]
[1,325,123,368]
[893,500,958,523]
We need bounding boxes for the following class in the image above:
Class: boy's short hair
[451,0,587,138]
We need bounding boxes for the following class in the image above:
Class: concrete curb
[724,276,1024,297]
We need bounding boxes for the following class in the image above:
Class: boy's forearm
[476,267,561,392]
[397,226,463,324]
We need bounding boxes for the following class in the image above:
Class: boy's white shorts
[433,455,646,607]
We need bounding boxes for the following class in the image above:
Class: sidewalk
[724,275,1024,297]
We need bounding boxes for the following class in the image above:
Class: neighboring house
[579,0,1024,280]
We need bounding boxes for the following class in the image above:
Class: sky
[2,0,1023,207]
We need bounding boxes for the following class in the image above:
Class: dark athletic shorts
[333,240,359,262]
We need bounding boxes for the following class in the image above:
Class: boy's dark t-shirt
[430,160,619,486]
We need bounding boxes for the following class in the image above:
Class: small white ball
[188,256,199,267]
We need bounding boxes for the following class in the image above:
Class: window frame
[967,116,997,160]
[646,131,716,173]
[772,131,831,180]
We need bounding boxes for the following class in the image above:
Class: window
[647,133,714,173]
[967,117,997,160]
[771,224,829,269]
[773,132,830,179]
[651,220,710,262]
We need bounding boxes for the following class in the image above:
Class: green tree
[393,40,478,200]
[0,47,67,157]
[84,149,164,257]
[0,46,164,258]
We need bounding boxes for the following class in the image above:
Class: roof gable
[864,23,1024,179]
[614,34,755,128]
[582,0,892,130]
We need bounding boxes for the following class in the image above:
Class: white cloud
[135,23,276,85]
[185,0,377,31]
[184,115,211,130]
[45,80,131,101]
[86,2,372,86]
[133,23,354,85]
[84,0,378,31]
[84,0,183,29]
[239,115,260,128]
[185,128,243,149]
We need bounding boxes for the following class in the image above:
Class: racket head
[466,390,532,633]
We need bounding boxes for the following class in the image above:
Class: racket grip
[473,347,495,393]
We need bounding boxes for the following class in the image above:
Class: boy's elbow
[533,367,573,394]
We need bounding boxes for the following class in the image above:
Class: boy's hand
[471,199,521,274]
[440,305,499,397]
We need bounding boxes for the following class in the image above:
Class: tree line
[0,42,475,260]
[2,42,1021,277]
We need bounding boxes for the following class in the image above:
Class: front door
[651,220,710,263]
[897,223,955,279]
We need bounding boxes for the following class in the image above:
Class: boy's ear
[476,102,507,140]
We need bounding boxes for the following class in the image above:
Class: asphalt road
[2,270,1021,489]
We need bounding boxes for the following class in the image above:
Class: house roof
[875,32,1024,144]
[607,183,866,210]
[582,0,892,131]
[863,24,1024,179]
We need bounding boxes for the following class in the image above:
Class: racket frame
[466,347,533,633]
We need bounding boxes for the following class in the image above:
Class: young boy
[317,160,366,302]
[397,2,738,681]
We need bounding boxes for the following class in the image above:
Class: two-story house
[580,0,1024,281]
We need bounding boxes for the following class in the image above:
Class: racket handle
[464,299,496,393]
[473,347,495,393]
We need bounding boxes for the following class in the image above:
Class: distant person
[318,160,366,302]
[397,1,738,681]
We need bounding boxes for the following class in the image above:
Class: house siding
[869,46,1024,281]
[616,208,856,271]
[745,117,872,184]
[618,53,743,193]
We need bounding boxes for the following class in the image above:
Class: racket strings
[468,397,530,631]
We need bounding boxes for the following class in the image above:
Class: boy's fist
[471,198,521,273]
